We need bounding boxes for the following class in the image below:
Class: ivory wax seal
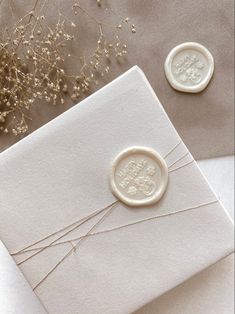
[110,147,168,207]
[164,42,214,93]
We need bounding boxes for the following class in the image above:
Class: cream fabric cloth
[0,0,234,158]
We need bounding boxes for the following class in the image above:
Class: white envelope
[0,241,46,314]
[0,239,234,314]
[135,254,234,314]
[0,240,233,314]
[0,66,233,314]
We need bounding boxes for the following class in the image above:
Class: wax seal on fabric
[164,42,214,93]
[110,147,168,207]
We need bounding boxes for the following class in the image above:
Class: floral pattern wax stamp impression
[164,42,214,93]
[110,147,168,206]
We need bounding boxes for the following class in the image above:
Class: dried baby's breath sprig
[0,1,136,135]
[0,41,37,135]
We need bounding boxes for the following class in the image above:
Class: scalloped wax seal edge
[109,146,169,207]
[164,42,214,93]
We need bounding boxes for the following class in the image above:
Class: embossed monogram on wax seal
[164,42,214,93]
[110,147,168,206]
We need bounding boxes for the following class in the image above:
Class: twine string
[163,140,182,159]
[13,201,118,256]
[29,198,219,290]
[11,140,198,290]
[32,201,118,290]
[13,140,185,257]
[168,151,190,169]
[17,202,119,265]
[164,140,194,172]
[16,199,219,254]
[14,201,119,266]
[169,159,194,173]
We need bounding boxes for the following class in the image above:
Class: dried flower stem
[0,0,136,135]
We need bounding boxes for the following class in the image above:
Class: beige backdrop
[0,0,234,159]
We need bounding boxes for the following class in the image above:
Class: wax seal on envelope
[110,147,168,206]
[164,42,214,93]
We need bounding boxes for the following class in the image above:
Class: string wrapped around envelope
[11,141,218,290]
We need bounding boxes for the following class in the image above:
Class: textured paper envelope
[135,254,234,314]
[0,0,234,159]
[0,241,233,314]
[0,241,46,314]
[0,242,234,314]
[0,67,233,314]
